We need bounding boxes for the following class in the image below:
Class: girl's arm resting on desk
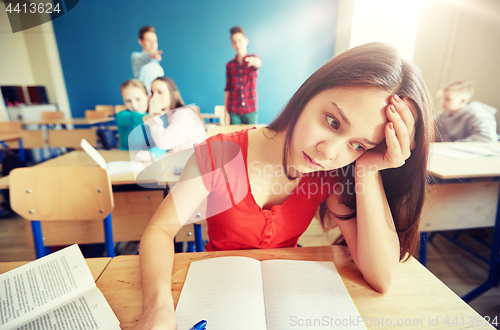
[134,155,210,330]
[326,169,400,294]
[326,96,416,294]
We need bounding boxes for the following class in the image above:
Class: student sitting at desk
[140,76,208,158]
[133,43,434,330]
[435,80,498,142]
[116,79,166,161]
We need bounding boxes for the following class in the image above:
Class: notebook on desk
[80,138,145,175]
[175,257,367,329]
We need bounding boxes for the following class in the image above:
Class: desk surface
[96,246,493,329]
[428,142,500,179]
[200,113,220,118]
[0,133,23,142]
[0,150,166,189]
[22,117,113,126]
[0,257,111,282]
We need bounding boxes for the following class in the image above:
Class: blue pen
[189,320,207,330]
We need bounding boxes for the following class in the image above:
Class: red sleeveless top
[194,129,338,251]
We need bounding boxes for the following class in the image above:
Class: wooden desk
[421,142,500,302]
[0,150,165,246]
[0,257,111,282]
[0,133,23,142]
[22,117,114,126]
[200,113,220,119]
[428,142,500,179]
[0,150,164,189]
[420,142,500,232]
[96,246,494,329]
[0,132,26,162]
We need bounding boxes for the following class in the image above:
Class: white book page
[262,260,367,330]
[489,145,500,153]
[449,144,497,157]
[106,161,145,175]
[15,287,120,330]
[0,245,96,330]
[175,257,267,330]
[80,139,107,169]
[430,147,482,160]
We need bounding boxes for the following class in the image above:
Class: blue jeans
[229,112,258,124]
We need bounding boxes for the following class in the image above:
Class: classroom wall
[51,0,338,124]
[413,0,500,132]
[0,9,35,87]
[333,0,354,57]
[335,0,500,134]
[0,9,72,120]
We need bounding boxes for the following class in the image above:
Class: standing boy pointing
[224,26,262,125]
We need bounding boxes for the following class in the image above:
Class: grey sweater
[435,101,498,142]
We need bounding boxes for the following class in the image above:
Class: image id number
[5,2,61,14]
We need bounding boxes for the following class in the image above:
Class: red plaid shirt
[224,54,260,115]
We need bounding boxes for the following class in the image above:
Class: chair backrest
[214,105,226,125]
[0,121,22,134]
[85,110,108,121]
[206,124,267,137]
[95,105,114,117]
[5,130,45,149]
[48,128,97,148]
[10,167,114,221]
[115,105,128,114]
[41,111,64,121]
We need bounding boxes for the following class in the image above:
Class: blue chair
[10,166,115,258]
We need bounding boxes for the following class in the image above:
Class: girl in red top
[134,42,434,330]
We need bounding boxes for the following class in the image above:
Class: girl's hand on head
[356,95,417,172]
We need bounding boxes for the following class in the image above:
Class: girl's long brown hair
[268,42,434,260]
[153,76,185,110]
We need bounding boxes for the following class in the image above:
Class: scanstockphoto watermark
[249,177,364,197]
[249,161,379,197]
[289,315,499,328]
[248,161,380,179]
[289,315,424,327]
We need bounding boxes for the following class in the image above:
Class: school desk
[200,113,221,121]
[0,150,165,247]
[0,132,26,162]
[0,149,165,189]
[421,142,500,302]
[22,117,114,126]
[0,257,111,282]
[95,245,495,330]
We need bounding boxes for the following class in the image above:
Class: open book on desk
[80,138,145,175]
[431,144,500,160]
[0,245,120,330]
[175,257,367,330]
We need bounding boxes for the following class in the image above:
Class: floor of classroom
[1,213,498,327]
